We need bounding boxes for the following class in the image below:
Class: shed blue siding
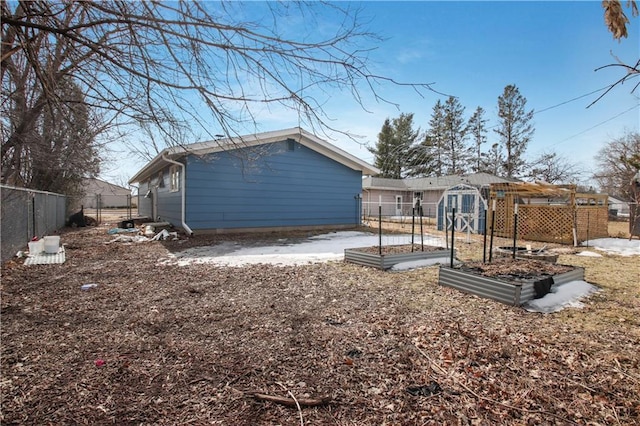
[185,140,362,230]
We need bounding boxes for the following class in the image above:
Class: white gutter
[161,153,193,236]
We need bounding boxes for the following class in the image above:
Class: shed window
[170,165,180,192]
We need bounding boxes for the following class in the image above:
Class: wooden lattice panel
[490,198,510,237]
[489,182,609,245]
[518,205,574,244]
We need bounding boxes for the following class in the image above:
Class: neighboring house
[81,178,132,208]
[362,172,516,234]
[607,195,630,217]
[128,127,379,234]
[363,172,515,217]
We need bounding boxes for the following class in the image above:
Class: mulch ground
[1,224,639,425]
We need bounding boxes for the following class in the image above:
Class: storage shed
[487,182,608,245]
[128,128,379,234]
[436,184,488,234]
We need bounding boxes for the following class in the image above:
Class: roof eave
[128,127,379,183]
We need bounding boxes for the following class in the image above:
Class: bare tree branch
[2,1,442,189]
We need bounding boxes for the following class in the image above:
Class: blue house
[128,128,379,234]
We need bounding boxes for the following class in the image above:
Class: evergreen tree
[468,106,488,173]
[442,96,470,174]
[494,84,534,178]
[370,119,396,178]
[369,113,420,178]
[405,135,437,177]
[426,100,446,176]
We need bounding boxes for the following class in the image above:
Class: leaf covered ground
[1,224,639,425]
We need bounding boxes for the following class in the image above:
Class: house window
[413,191,423,208]
[157,171,164,188]
[170,165,180,192]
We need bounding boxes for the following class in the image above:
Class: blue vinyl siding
[138,181,152,218]
[155,166,182,224]
[184,141,362,230]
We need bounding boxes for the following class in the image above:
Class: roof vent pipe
[161,153,193,236]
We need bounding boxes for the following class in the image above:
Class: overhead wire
[548,103,639,146]
[366,85,636,169]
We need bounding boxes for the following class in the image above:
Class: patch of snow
[524,280,599,313]
[575,251,603,258]
[390,257,459,271]
[167,234,639,269]
[581,238,640,256]
[169,231,448,267]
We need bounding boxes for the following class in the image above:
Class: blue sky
[104,1,639,187]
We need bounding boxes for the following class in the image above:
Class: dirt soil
[1,224,639,425]
[461,259,575,282]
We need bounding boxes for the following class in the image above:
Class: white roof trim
[129,127,379,184]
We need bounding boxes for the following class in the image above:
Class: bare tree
[2,1,439,190]
[590,0,639,106]
[525,151,583,184]
[480,142,504,176]
[593,131,640,200]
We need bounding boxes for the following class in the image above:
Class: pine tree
[468,106,488,173]
[369,113,420,178]
[405,135,437,177]
[370,119,395,178]
[426,100,446,176]
[442,96,470,174]
[495,84,534,178]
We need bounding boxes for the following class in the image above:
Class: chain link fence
[1,185,67,262]
[360,200,443,249]
[362,201,438,223]
[82,194,134,224]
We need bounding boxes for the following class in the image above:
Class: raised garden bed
[345,244,452,270]
[438,259,584,306]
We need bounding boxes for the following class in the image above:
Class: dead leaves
[1,225,639,424]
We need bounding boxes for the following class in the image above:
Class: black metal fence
[1,185,67,262]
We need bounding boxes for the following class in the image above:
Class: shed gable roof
[129,127,379,184]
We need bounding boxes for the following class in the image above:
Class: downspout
[161,154,193,236]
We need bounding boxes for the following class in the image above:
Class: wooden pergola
[488,182,609,245]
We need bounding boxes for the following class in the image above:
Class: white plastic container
[28,240,44,255]
[43,236,60,254]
